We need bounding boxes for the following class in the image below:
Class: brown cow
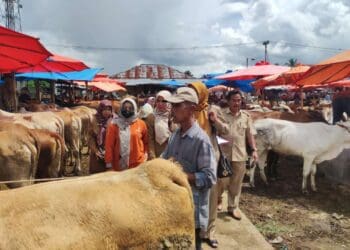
[0,159,195,249]
[54,109,82,175]
[0,122,65,188]
[0,124,39,188]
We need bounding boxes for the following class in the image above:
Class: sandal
[206,239,219,248]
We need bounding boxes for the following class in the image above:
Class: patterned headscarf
[96,100,114,147]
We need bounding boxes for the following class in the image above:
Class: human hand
[208,111,217,123]
[252,151,259,162]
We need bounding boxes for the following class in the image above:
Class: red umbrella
[0,25,52,73]
[17,54,89,73]
[216,64,290,81]
[253,65,310,88]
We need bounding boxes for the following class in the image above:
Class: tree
[184,70,194,78]
[285,58,298,67]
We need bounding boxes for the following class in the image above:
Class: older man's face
[171,102,193,123]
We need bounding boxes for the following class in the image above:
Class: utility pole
[1,0,22,31]
[262,40,270,63]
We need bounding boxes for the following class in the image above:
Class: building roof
[112,64,195,79]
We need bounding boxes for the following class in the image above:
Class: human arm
[145,114,156,159]
[104,123,116,169]
[141,120,149,160]
[193,141,217,189]
[208,107,229,136]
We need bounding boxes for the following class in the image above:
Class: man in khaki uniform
[209,90,258,220]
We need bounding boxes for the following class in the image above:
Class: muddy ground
[240,156,350,250]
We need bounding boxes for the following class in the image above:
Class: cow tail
[50,132,66,176]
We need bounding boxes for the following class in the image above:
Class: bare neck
[180,118,195,135]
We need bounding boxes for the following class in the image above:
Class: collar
[225,108,242,117]
[180,122,199,138]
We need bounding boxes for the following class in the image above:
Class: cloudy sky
[11,0,350,77]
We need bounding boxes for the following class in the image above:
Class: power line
[45,42,260,51]
[45,40,345,53]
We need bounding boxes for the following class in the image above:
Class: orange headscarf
[188,81,212,136]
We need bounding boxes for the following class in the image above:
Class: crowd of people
[88,82,258,250]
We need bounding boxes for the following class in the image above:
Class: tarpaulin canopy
[16,68,102,81]
[297,50,350,86]
[0,25,52,73]
[253,65,310,88]
[216,65,290,81]
[17,54,89,73]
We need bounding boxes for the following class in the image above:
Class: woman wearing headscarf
[88,100,116,174]
[189,82,220,248]
[104,97,148,171]
[145,90,174,159]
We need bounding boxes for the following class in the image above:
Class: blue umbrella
[160,79,186,88]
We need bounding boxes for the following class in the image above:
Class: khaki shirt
[214,108,255,162]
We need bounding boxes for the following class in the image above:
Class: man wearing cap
[161,87,217,250]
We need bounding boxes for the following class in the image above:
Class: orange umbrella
[253,65,310,88]
[297,50,350,86]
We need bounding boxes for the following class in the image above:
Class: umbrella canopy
[17,54,89,73]
[208,85,229,93]
[159,79,186,87]
[0,25,52,72]
[75,73,126,92]
[328,78,350,88]
[253,65,310,88]
[216,64,290,81]
[297,50,350,86]
[16,68,102,81]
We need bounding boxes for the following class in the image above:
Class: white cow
[251,118,350,193]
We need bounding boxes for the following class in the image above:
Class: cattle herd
[0,99,349,248]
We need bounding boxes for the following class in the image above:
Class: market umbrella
[297,50,350,86]
[0,25,51,72]
[159,79,186,87]
[208,85,229,93]
[216,64,290,81]
[328,78,350,88]
[75,73,126,92]
[253,65,310,88]
[17,54,89,73]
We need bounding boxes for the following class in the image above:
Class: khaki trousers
[204,161,246,239]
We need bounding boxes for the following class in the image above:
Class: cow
[0,109,65,139]
[0,124,40,189]
[0,159,195,249]
[71,106,96,153]
[0,122,65,188]
[247,109,329,185]
[53,109,82,175]
[251,118,350,193]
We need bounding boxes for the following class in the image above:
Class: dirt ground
[240,155,350,250]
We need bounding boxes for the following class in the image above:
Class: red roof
[112,64,194,79]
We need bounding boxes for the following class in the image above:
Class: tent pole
[85,81,88,101]
[300,87,304,109]
[50,81,55,103]
[35,79,41,103]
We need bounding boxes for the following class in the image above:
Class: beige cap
[165,87,199,104]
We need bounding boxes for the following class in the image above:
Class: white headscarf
[154,90,172,145]
[112,97,138,170]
